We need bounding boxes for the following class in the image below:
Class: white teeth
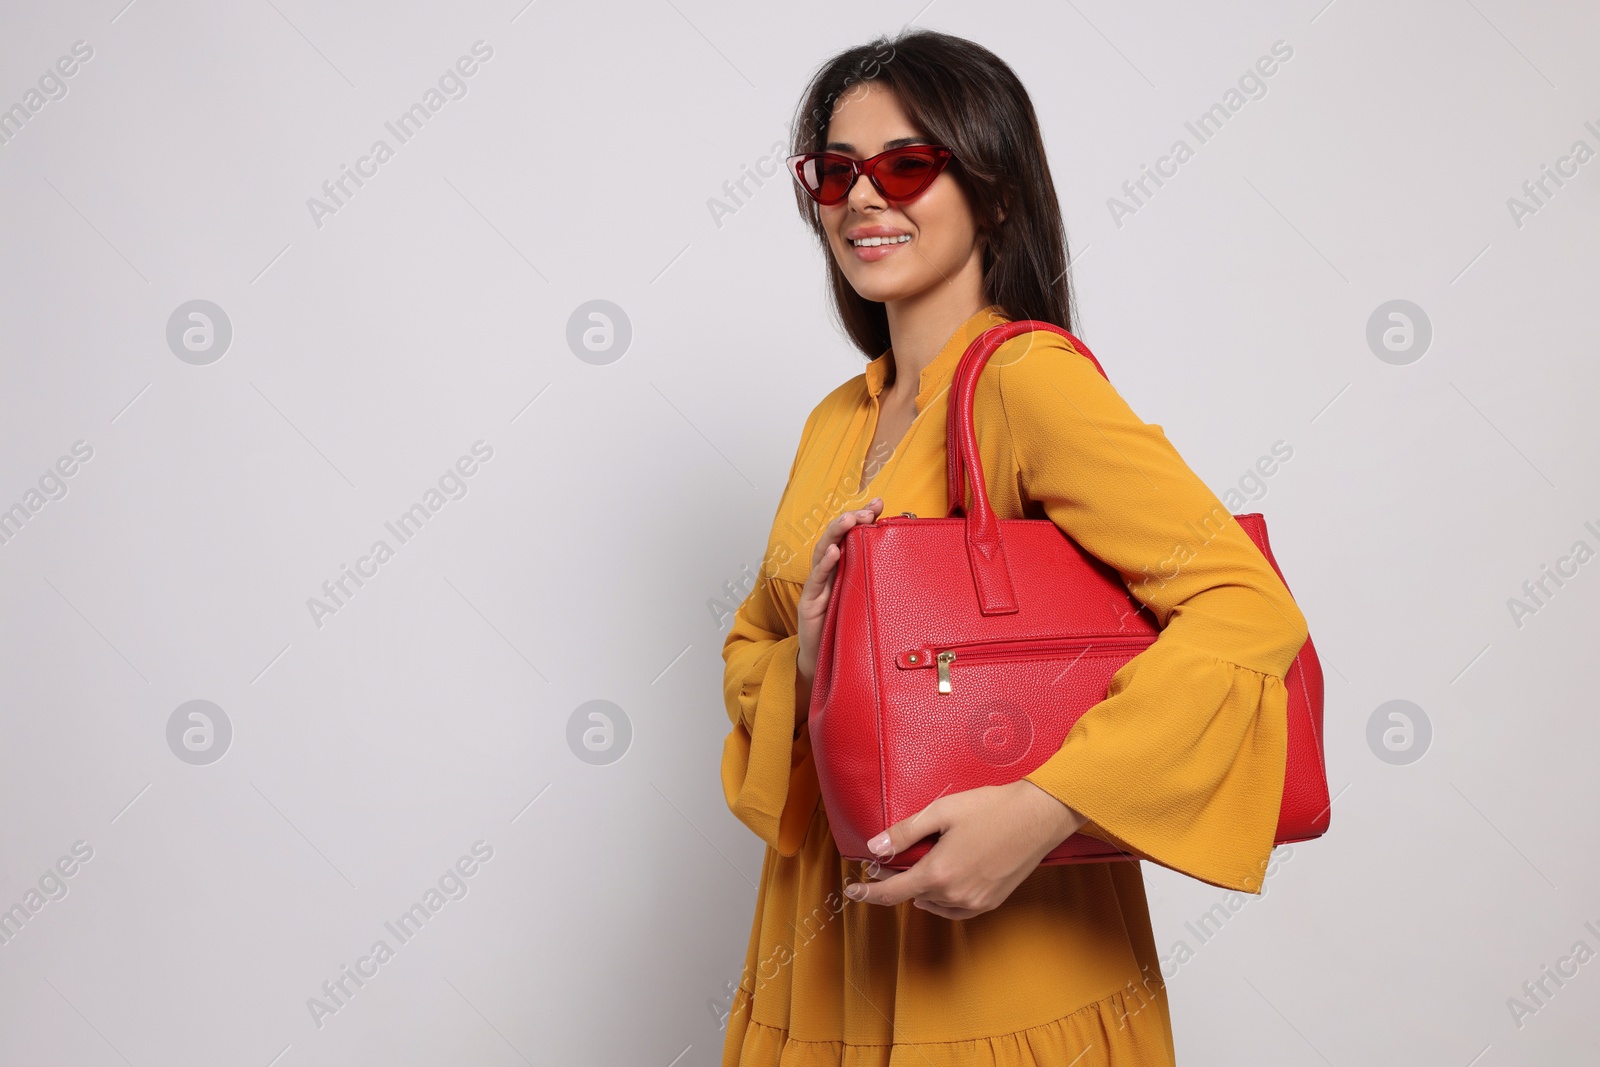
[851,234,911,247]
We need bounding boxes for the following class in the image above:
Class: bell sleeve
[992,332,1310,893]
[719,576,821,857]
[718,408,824,857]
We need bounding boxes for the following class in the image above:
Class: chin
[840,267,936,305]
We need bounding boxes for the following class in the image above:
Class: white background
[1,0,1597,1064]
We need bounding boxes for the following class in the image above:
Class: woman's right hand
[796,497,884,686]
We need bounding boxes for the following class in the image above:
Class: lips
[845,225,910,243]
[844,226,912,261]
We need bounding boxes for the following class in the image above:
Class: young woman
[719,29,1308,1066]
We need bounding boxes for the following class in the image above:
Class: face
[818,81,987,305]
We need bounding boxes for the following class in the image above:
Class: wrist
[1015,778,1087,843]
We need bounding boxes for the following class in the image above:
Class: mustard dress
[719,304,1310,1066]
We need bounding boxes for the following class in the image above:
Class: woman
[719,28,1308,1066]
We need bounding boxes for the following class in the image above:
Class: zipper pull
[936,650,955,694]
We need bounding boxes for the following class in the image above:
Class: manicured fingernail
[844,883,864,900]
[867,832,890,855]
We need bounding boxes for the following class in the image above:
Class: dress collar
[863,304,1011,410]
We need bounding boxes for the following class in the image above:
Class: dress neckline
[862,304,1010,412]
[853,304,1010,499]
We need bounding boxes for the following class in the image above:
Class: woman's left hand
[843,780,1089,920]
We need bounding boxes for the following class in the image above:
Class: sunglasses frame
[785,144,956,206]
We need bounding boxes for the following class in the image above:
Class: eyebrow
[823,136,926,153]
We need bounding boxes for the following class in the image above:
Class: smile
[849,234,912,247]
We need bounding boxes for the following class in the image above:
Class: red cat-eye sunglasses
[785,144,956,206]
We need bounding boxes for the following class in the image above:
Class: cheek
[820,207,848,248]
[907,201,975,265]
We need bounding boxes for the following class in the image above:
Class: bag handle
[943,320,1108,615]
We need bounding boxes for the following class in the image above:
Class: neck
[882,250,989,401]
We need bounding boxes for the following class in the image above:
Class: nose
[846,167,886,211]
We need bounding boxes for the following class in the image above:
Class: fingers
[913,899,978,920]
[846,856,974,916]
[839,785,1041,920]
[811,498,884,568]
[844,863,925,907]
[795,496,887,686]
[845,858,973,915]
[812,541,840,582]
[799,499,885,620]
[866,796,947,862]
[842,798,952,906]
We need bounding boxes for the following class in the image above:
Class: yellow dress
[719,304,1309,1066]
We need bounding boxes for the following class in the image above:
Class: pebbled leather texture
[808,321,1331,871]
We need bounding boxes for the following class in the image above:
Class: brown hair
[788,28,1078,359]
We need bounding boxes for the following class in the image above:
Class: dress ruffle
[726,984,1173,1067]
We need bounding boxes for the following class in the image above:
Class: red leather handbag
[807,320,1330,871]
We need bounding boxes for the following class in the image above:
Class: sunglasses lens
[876,150,934,198]
[798,156,854,203]
[875,150,940,198]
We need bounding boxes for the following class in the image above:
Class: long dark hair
[789,28,1077,359]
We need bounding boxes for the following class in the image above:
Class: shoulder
[774,364,869,487]
[980,328,1171,464]
[794,368,870,448]
[987,328,1107,391]
[814,370,870,418]
[981,328,1128,422]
